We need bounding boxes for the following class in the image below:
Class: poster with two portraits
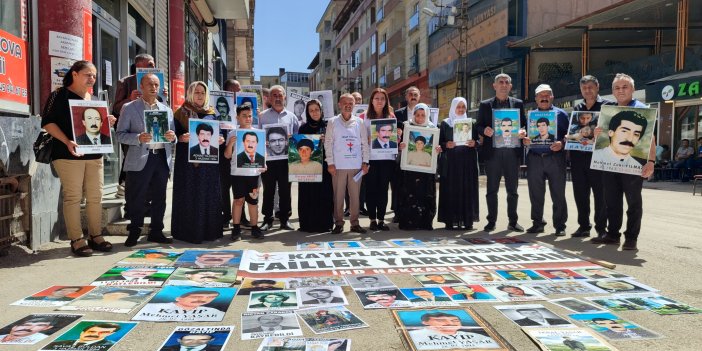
[400,122,440,174]
[69,100,113,154]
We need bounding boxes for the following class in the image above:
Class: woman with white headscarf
[438,97,479,230]
[396,103,441,230]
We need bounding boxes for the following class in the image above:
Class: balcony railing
[409,12,419,31]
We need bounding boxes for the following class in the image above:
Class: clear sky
[253,0,329,80]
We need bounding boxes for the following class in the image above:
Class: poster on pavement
[522,327,619,351]
[41,320,138,351]
[568,312,661,340]
[0,314,82,345]
[58,287,154,314]
[12,286,95,307]
[296,305,368,334]
[132,286,236,322]
[241,311,302,340]
[91,266,174,287]
[117,250,182,266]
[256,337,351,351]
[166,267,238,287]
[156,326,234,351]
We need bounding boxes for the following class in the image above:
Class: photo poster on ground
[441,284,499,303]
[0,314,83,345]
[494,303,575,328]
[528,110,557,148]
[247,290,300,312]
[452,118,474,145]
[58,287,154,314]
[492,109,521,148]
[392,307,512,351]
[156,326,234,351]
[241,311,302,340]
[11,286,96,307]
[173,250,243,268]
[288,134,323,182]
[40,320,138,351]
[522,327,619,351]
[69,100,113,154]
[429,107,440,126]
[236,92,259,126]
[591,105,657,175]
[91,266,175,287]
[310,90,334,119]
[257,337,351,351]
[188,119,220,164]
[565,111,599,151]
[567,311,661,340]
[287,92,311,125]
[400,124,440,174]
[166,266,238,288]
[144,110,171,144]
[354,104,368,117]
[264,123,290,161]
[296,305,368,334]
[135,68,166,101]
[209,90,237,130]
[235,129,267,170]
[370,118,398,159]
[240,84,263,110]
[117,249,183,266]
[132,286,236,322]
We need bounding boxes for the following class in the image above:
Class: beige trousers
[53,159,104,240]
[332,169,361,226]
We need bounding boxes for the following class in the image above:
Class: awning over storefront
[645,70,702,102]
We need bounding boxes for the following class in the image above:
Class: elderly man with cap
[523,84,570,236]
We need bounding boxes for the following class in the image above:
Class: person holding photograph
[362,88,396,231]
[439,97,479,230]
[298,100,334,233]
[224,104,264,240]
[41,60,116,257]
[171,81,224,244]
[221,79,250,230]
[591,73,656,251]
[397,103,441,230]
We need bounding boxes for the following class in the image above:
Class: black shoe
[231,227,242,241]
[595,229,607,238]
[464,224,474,231]
[622,239,638,250]
[147,233,173,244]
[251,226,264,239]
[331,224,344,234]
[483,222,496,232]
[240,218,251,228]
[369,221,378,231]
[124,233,140,247]
[280,221,295,230]
[507,223,524,232]
[359,208,369,216]
[350,225,367,234]
[260,221,274,231]
[554,229,566,237]
[571,228,591,237]
[445,223,454,230]
[591,235,620,245]
[378,222,390,231]
[526,225,545,234]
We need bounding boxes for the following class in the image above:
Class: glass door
[93,16,121,193]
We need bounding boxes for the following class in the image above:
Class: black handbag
[33,131,54,164]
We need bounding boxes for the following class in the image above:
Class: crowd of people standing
[42,55,656,256]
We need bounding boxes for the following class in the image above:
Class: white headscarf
[411,103,434,127]
[446,97,468,127]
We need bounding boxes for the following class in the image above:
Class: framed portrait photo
[400,124,440,174]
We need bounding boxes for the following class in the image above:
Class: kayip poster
[310,90,334,119]
[238,244,588,278]
[568,312,661,340]
[297,286,348,307]
[156,326,234,351]
[188,119,220,164]
[400,287,457,307]
[392,308,511,351]
[549,298,605,313]
[353,104,368,117]
[452,118,474,145]
[494,304,574,328]
[412,272,463,286]
[296,305,368,334]
[41,320,138,351]
[481,283,546,302]
[144,110,170,144]
[256,337,351,351]
[492,109,521,148]
[581,279,657,294]
[264,123,289,161]
[174,250,242,268]
[565,111,599,151]
[237,277,287,296]
[166,267,238,287]
[69,100,113,154]
[591,105,657,175]
[91,266,175,287]
[240,85,263,110]
[236,92,259,126]
[287,91,310,124]
[346,274,395,290]
[522,327,619,351]
[117,250,182,266]
[0,314,82,345]
[585,296,648,312]
[528,110,557,148]
[400,124,440,174]
[441,285,498,303]
[241,311,302,340]
[354,288,412,309]
[12,286,95,307]
[615,294,702,315]
[247,290,300,312]
[454,271,504,284]
[132,286,236,322]
[286,276,347,289]
[369,118,398,159]
[288,134,323,182]
[529,281,604,296]
[135,68,165,100]
[58,286,154,314]
[209,90,237,130]
[235,129,267,169]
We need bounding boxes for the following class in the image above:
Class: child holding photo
[224,104,266,240]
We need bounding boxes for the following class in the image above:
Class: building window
[186,9,205,83]
[371,33,376,55]
[371,65,377,85]
[379,33,386,55]
[377,1,384,22]
[409,3,419,31]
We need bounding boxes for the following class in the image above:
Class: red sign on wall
[83,9,92,62]
[0,28,29,107]
[172,79,185,110]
